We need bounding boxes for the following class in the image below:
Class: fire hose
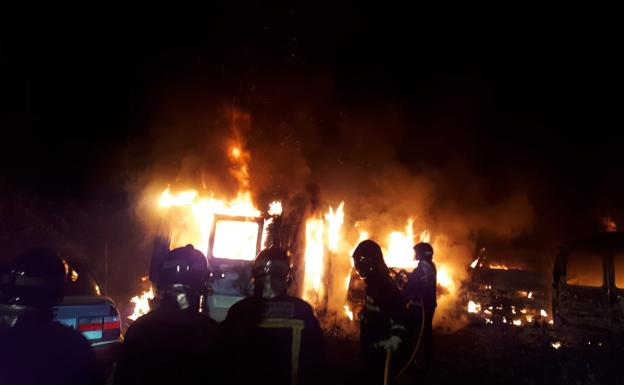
[383,350,393,385]
[394,295,426,380]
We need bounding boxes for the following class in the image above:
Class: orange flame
[325,202,345,253]
[303,218,325,305]
[268,201,283,216]
[384,218,417,269]
[604,216,617,232]
[344,304,354,321]
[160,188,264,257]
[128,287,154,321]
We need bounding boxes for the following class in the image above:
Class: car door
[557,249,611,330]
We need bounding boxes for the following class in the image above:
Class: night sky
[1,6,622,285]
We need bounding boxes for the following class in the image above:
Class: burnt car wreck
[465,247,552,327]
[553,232,624,336]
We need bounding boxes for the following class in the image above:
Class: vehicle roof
[564,232,624,251]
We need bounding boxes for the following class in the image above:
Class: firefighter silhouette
[221,246,326,385]
[352,240,409,385]
[405,242,437,365]
[0,247,102,385]
[113,245,218,385]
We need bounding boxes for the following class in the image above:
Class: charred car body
[553,232,624,334]
[465,248,551,326]
[151,213,268,322]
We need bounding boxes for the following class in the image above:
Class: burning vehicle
[552,232,624,333]
[127,115,464,329]
[465,246,552,326]
[131,186,463,330]
[146,189,280,322]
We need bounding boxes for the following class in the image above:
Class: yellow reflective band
[258,318,305,385]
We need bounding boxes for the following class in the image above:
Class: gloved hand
[377,336,401,352]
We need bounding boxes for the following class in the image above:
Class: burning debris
[464,247,552,327]
[127,107,535,334]
[128,287,154,321]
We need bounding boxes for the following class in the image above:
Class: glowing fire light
[268,201,283,216]
[303,202,345,306]
[528,292,534,299]
[325,202,345,253]
[540,309,548,317]
[468,300,481,313]
[344,305,354,321]
[303,218,325,304]
[437,265,455,291]
[488,263,509,270]
[512,319,522,326]
[128,287,154,321]
[212,220,260,261]
[604,216,617,232]
[551,341,562,350]
[470,258,479,268]
[384,218,417,269]
[160,188,264,257]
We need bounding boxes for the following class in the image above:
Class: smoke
[127,84,535,331]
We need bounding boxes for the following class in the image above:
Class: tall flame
[325,202,345,253]
[303,218,325,305]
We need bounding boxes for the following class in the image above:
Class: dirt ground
[326,324,622,385]
[104,323,621,385]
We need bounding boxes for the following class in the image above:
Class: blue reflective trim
[82,330,102,340]
[56,318,77,329]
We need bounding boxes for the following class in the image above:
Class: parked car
[0,257,121,373]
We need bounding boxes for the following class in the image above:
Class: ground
[327,324,621,385]
[103,323,621,384]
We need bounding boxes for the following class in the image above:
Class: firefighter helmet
[414,242,434,261]
[0,247,67,308]
[352,240,387,279]
[153,245,208,294]
[251,246,291,298]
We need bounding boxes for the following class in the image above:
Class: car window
[614,253,624,289]
[566,251,604,287]
[64,260,101,296]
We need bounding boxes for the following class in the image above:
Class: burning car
[465,247,551,326]
[552,232,624,333]
[145,189,278,322]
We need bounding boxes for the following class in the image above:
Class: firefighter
[221,246,326,385]
[0,247,102,385]
[405,242,437,366]
[113,245,218,385]
[352,240,408,385]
